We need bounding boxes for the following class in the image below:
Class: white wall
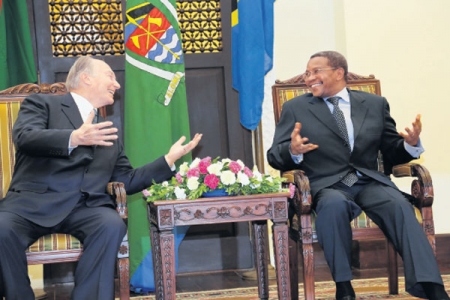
[262,0,450,233]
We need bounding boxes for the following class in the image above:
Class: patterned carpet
[123,274,450,300]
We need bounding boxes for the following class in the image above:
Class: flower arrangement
[143,156,285,202]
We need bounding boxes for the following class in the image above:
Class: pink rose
[289,183,296,198]
[229,161,242,174]
[142,189,151,197]
[243,166,253,177]
[176,172,183,184]
[204,174,220,189]
[199,157,212,174]
[187,167,200,178]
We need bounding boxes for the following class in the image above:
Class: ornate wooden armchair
[0,83,130,300]
[271,73,435,300]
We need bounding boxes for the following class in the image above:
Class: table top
[147,192,290,228]
[147,192,290,206]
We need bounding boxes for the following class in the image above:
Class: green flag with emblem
[124,0,191,292]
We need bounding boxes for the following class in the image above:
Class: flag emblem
[125,2,183,64]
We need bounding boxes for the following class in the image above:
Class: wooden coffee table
[147,192,291,300]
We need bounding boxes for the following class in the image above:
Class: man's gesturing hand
[399,114,422,147]
[70,110,118,147]
[165,133,203,167]
[289,122,318,155]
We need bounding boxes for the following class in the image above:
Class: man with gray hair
[0,56,202,299]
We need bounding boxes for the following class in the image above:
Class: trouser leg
[0,212,48,300]
[58,205,127,300]
[314,188,362,282]
[356,181,443,298]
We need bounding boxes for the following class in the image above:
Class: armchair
[271,73,435,300]
[0,83,130,300]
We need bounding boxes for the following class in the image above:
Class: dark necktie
[327,97,358,187]
[93,108,99,124]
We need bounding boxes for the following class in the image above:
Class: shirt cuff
[68,131,77,154]
[404,139,424,158]
[289,143,303,164]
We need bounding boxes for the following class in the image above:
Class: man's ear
[79,72,91,86]
[335,68,345,81]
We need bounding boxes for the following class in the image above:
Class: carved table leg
[252,220,269,299]
[272,220,291,300]
[151,226,176,300]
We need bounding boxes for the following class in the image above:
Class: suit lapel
[61,93,83,129]
[307,97,343,139]
[349,90,369,142]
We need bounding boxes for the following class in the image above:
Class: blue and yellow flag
[232,0,275,130]
[124,0,190,293]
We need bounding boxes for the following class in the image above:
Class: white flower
[237,172,250,186]
[253,169,263,182]
[187,177,200,190]
[174,186,187,199]
[162,181,169,187]
[220,170,236,185]
[207,162,223,176]
[236,159,245,168]
[250,183,261,189]
[190,157,201,168]
[265,176,273,183]
[179,162,190,176]
[222,158,232,164]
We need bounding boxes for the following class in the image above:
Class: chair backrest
[271,72,385,173]
[0,83,68,198]
[272,72,381,125]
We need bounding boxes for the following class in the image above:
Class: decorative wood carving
[148,193,291,300]
[177,0,223,53]
[274,72,376,85]
[273,225,290,299]
[0,82,67,95]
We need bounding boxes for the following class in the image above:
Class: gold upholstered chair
[271,73,435,300]
[0,82,130,300]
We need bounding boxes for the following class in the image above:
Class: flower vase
[202,188,229,198]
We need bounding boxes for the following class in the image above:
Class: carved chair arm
[392,163,433,209]
[282,170,313,215]
[107,182,128,221]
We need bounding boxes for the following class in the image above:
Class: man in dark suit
[0,56,202,300]
[267,51,448,300]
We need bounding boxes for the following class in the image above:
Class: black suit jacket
[0,93,174,227]
[267,89,415,198]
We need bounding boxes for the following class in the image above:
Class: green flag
[124,0,191,292]
[0,0,37,90]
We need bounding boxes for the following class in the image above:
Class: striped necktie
[327,97,358,187]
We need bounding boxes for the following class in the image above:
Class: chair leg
[288,228,299,300]
[301,239,315,300]
[300,214,315,300]
[117,232,130,300]
[386,239,398,294]
[117,257,130,300]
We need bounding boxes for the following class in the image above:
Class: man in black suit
[267,51,448,300]
[0,56,202,300]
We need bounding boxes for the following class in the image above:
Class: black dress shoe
[336,281,356,300]
[422,282,450,300]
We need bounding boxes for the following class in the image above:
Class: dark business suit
[267,89,443,298]
[0,93,174,299]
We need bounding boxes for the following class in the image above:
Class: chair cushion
[26,234,82,252]
[1,100,82,253]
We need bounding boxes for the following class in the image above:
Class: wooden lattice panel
[177,0,223,53]
[48,0,125,57]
